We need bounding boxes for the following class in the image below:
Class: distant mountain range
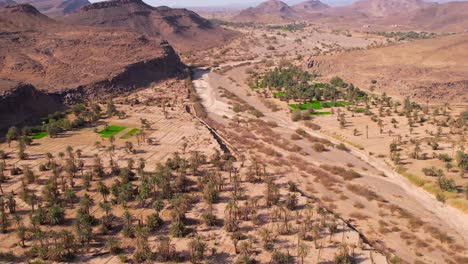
[13,0,90,15]
[232,0,330,23]
[230,0,468,32]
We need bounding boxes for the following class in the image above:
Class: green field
[31,132,48,139]
[120,128,139,139]
[290,101,322,110]
[289,100,347,110]
[99,125,126,138]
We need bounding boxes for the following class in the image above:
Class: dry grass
[346,184,385,202]
[320,164,362,181]
[350,212,369,220]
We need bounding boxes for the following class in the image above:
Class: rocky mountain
[14,0,90,15]
[0,0,16,7]
[64,0,237,52]
[292,0,329,12]
[231,0,300,23]
[0,4,185,129]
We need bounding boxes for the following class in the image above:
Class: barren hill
[344,0,431,17]
[15,0,90,15]
[0,3,56,30]
[292,0,329,12]
[388,1,468,32]
[313,33,468,103]
[231,0,300,23]
[0,4,185,128]
[64,0,237,52]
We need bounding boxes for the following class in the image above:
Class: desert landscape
[0,0,466,263]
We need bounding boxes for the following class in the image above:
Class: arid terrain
[0,0,467,263]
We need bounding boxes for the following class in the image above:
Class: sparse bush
[270,251,290,264]
[320,164,361,180]
[291,134,302,141]
[437,177,456,192]
[313,143,326,152]
[304,121,321,130]
[422,166,444,177]
[291,110,302,122]
[336,143,349,152]
[438,154,452,162]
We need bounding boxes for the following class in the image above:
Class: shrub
[313,143,326,152]
[267,121,278,127]
[301,111,310,120]
[295,128,307,137]
[436,193,446,203]
[304,121,321,130]
[291,110,302,122]
[422,166,444,177]
[346,184,383,201]
[271,251,290,264]
[249,109,264,118]
[437,177,456,192]
[336,143,349,152]
[438,154,452,162]
[290,134,302,141]
[146,213,162,231]
[202,213,217,226]
[288,181,299,192]
[320,164,361,180]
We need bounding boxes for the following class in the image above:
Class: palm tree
[66,145,74,159]
[79,194,93,215]
[75,149,82,159]
[297,243,310,264]
[96,180,109,201]
[258,227,272,250]
[59,230,75,255]
[157,236,177,261]
[189,236,206,263]
[7,194,16,214]
[0,211,8,233]
[47,205,65,225]
[16,223,27,247]
[123,210,132,228]
[107,237,121,255]
[328,220,338,242]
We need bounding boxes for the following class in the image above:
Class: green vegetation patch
[273,91,286,98]
[31,131,48,140]
[267,23,307,32]
[311,112,331,116]
[289,101,322,110]
[99,125,126,138]
[289,101,347,111]
[120,128,139,139]
[354,108,366,113]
